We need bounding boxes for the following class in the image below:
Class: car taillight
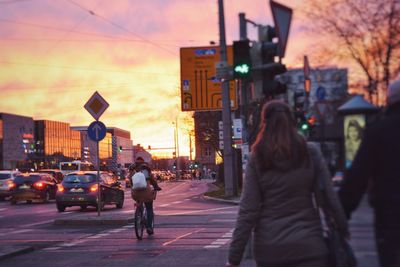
[90,184,98,192]
[57,184,64,192]
[34,182,44,189]
[8,182,16,190]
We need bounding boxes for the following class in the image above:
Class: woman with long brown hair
[227,100,348,267]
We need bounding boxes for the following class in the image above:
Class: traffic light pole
[218,0,237,197]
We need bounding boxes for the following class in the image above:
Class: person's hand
[226,262,238,267]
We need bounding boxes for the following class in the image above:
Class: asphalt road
[0,179,379,267]
[0,179,255,267]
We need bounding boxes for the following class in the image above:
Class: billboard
[180,46,237,111]
[344,114,365,168]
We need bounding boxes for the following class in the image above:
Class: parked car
[55,171,124,212]
[9,173,57,204]
[37,169,64,183]
[0,170,21,200]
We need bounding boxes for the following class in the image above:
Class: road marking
[172,201,182,204]
[162,228,204,246]
[10,229,33,234]
[204,245,220,249]
[159,204,170,207]
[43,247,61,251]
[204,228,234,249]
[161,206,236,216]
[20,219,54,228]
[0,208,7,211]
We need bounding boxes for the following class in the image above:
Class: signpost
[180,46,237,111]
[84,91,109,216]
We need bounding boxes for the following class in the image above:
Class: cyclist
[130,161,161,235]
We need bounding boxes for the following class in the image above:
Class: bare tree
[303,0,400,104]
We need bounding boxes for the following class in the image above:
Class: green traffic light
[234,64,250,74]
[301,123,309,131]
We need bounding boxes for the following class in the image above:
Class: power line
[0,18,207,45]
[0,60,179,77]
[0,0,34,4]
[65,0,179,56]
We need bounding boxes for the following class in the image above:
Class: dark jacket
[338,103,400,235]
[228,143,347,265]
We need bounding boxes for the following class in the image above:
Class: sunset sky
[0,0,349,157]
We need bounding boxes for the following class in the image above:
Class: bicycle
[134,190,157,240]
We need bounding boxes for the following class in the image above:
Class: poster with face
[344,114,366,168]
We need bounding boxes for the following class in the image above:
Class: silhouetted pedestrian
[339,78,400,267]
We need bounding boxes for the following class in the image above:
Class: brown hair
[252,100,309,172]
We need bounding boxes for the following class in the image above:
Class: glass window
[64,174,96,183]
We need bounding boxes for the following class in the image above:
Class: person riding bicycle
[130,160,161,235]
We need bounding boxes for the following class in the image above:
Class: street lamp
[172,119,180,179]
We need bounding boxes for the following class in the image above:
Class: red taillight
[8,182,16,190]
[57,184,64,192]
[34,182,44,189]
[90,184,98,192]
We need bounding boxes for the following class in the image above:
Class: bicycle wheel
[134,204,145,240]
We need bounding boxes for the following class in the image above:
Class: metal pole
[97,139,101,217]
[218,0,237,197]
[176,118,180,179]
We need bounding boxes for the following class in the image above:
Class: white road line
[10,229,33,234]
[158,204,170,207]
[163,228,204,246]
[20,219,54,228]
[172,201,182,204]
[43,247,61,251]
[204,245,220,249]
[0,208,7,212]
[161,206,236,216]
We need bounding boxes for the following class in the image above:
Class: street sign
[270,0,293,58]
[84,91,109,121]
[316,86,326,101]
[316,101,329,118]
[88,121,107,142]
[180,46,237,111]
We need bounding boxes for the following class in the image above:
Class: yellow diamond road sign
[84,91,109,120]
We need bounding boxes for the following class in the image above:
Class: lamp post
[172,119,180,179]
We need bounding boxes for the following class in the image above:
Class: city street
[0,179,378,267]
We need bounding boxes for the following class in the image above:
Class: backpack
[132,172,147,190]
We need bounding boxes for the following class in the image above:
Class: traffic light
[251,25,287,99]
[118,146,123,153]
[233,40,251,79]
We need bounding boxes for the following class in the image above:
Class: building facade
[193,111,222,172]
[34,120,81,168]
[0,113,35,170]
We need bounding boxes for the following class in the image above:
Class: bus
[59,161,95,175]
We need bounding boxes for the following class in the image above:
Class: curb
[203,195,240,205]
[54,217,134,226]
[0,246,34,260]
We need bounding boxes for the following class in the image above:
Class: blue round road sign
[88,121,107,142]
[316,86,326,101]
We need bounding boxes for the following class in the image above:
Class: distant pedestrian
[339,78,400,267]
[227,100,348,267]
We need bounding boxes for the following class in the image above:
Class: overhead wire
[0,60,179,77]
[65,0,179,56]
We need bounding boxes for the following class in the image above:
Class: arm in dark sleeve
[338,129,374,219]
[228,159,262,266]
[311,144,348,236]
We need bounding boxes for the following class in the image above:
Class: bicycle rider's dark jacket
[338,102,400,238]
[228,143,348,265]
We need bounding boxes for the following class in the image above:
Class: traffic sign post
[88,121,107,142]
[180,46,238,111]
[84,91,109,217]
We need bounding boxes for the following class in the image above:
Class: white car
[0,170,21,200]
